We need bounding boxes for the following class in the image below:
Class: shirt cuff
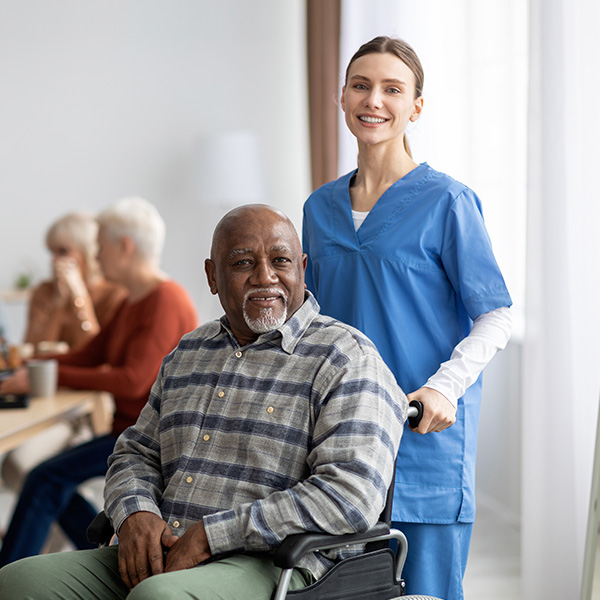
[111,497,163,534]
[203,509,245,556]
[422,382,458,408]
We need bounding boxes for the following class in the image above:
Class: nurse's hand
[407,387,456,434]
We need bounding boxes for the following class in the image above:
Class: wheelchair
[88,400,442,599]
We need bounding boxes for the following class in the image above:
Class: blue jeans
[0,434,117,567]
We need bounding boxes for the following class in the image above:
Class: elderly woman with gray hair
[25,212,127,353]
[0,197,198,567]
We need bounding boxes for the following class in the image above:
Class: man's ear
[301,253,308,288]
[204,259,218,295]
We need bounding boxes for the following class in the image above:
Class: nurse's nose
[364,88,384,109]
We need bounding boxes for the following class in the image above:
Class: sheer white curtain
[523,0,600,597]
[339,0,600,597]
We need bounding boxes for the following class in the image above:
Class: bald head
[205,204,307,346]
[210,204,301,260]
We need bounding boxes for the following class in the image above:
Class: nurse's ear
[410,96,424,122]
[340,86,346,113]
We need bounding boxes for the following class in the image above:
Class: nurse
[302,36,512,600]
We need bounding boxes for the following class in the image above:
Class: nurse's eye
[386,87,401,94]
[353,83,369,91]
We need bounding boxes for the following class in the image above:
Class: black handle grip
[407,399,423,428]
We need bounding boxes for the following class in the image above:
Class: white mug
[27,359,58,397]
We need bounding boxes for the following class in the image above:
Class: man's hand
[407,387,456,434]
[117,511,171,589]
[163,521,212,573]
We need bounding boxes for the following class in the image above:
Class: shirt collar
[277,290,320,354]
[217,291,321,355]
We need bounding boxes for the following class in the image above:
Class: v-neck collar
[332,163,432,246]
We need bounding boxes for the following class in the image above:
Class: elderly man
[0,204,407,600]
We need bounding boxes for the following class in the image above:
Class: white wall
[0,0,310,339]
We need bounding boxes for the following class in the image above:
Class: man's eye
[233,259,252,266]
[273,257,291,264]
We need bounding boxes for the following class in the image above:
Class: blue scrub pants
[0,434,117,567]
[393,520,473,600]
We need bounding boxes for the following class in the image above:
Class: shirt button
[173,521,180,528]
[218,391,225,398]
[186,476,193,483]
[267,406,274,414]
[235,350,242,358]
[203,434,210,441]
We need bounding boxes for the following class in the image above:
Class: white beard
[243,288,288,333]
[243,307,288,333]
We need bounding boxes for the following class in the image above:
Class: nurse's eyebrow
[350,74,408,87]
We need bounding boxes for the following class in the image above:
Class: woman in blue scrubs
[302,36,512,600]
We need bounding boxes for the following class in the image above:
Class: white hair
[45,212,101,277]
[96,197,166,261]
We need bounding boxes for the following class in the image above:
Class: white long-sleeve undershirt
[424,306,512,407]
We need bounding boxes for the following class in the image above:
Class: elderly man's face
[205,206,307,346]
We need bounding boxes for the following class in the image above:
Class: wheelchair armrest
[87,510,115,546]
[272,521,391,569]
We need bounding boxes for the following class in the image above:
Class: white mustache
[243,288,288,303]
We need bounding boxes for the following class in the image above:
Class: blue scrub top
[302,163,512,523]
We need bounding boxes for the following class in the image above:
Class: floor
[463,501,521,599]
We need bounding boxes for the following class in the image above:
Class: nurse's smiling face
[341,52,423,148]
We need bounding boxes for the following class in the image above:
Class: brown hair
[344,36,424,155]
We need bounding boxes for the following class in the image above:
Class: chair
[88,400,441,599]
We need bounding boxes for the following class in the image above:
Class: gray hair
[96,197,166,261]
[45,212,101,277]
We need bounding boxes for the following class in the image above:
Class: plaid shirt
[104,292,407,578]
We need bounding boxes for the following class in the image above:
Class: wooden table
[0,389,113,454]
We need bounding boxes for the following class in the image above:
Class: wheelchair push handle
[407,399,423,428]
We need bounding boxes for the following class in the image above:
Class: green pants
[0,546,312,600]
